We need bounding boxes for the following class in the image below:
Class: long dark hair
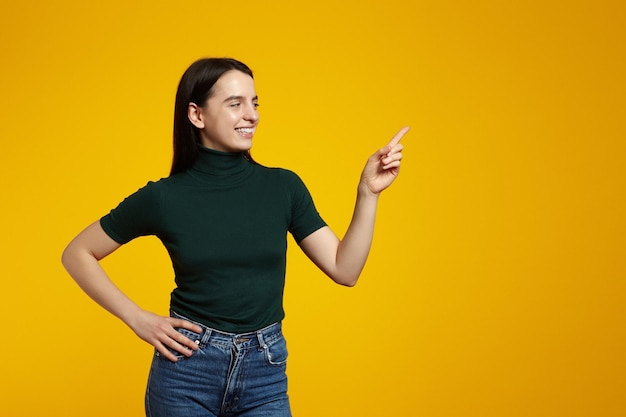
[171,58,254,175]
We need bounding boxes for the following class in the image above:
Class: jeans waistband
[170,310,283,349]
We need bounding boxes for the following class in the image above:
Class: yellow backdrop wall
[1,1,625,416]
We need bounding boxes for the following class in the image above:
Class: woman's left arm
[299,126,409,286]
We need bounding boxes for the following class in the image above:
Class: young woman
[62,57,408,417]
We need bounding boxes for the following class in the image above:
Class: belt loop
[256,329,267,349]
[199,328,212,347]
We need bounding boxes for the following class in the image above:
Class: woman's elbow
[331,273,360,287]
[61,237,95,272]
[61,241,79,272]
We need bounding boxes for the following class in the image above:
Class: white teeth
[236,127,254,134]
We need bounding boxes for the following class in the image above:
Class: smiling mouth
[235,127,255,135]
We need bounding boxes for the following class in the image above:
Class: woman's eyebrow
[222,95,258,103]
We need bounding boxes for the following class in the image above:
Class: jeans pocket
[156,327,202,361]
[263,335,288,366]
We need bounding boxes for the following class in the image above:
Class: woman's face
[191,70,259,152]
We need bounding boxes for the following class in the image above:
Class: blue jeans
[145,311,291,417]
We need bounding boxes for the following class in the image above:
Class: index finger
[386,126,410,148]
[170,318,203,334]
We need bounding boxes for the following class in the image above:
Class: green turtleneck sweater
[100,146,326,333]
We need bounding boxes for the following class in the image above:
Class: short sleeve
[282,170,327,242]
[99,181,162,244]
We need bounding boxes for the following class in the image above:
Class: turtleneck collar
[191,144,250,176]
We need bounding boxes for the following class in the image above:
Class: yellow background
[1,1,625,416]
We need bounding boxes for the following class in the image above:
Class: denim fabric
[145,311,291,417]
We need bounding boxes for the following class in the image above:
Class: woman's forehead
[212,70,256,98]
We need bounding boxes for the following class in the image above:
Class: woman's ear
[188,103,205,129]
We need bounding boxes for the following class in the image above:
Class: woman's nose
[243,104,259,122]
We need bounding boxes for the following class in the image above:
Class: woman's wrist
[119,304,146,330]
[357,181,381,200]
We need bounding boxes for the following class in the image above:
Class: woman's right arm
[61,220,202,362]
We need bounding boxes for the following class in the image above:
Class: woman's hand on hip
[128,310,203,362]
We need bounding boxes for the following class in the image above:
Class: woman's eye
[230,103,241,108]
[253,102,260,109]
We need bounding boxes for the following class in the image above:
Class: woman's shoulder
[114,174,183,203]
[254,163,300,178]
[132,176,172,191]
[253,165,314,196]
[254,164,306,186]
